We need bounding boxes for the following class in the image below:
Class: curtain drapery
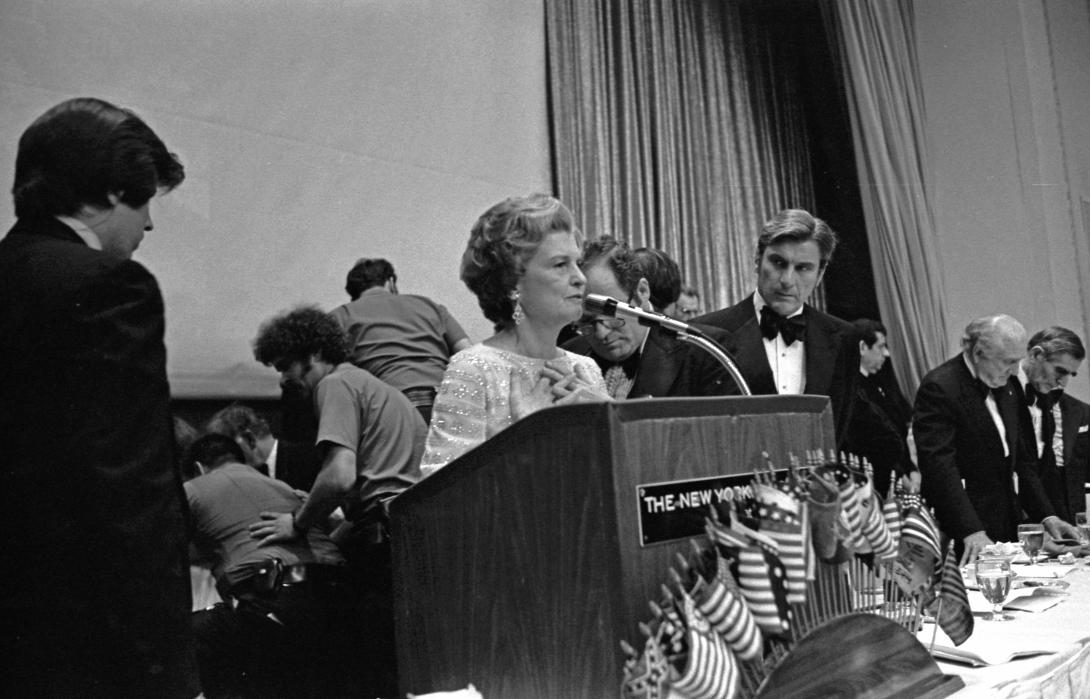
[824,0,950,395]
[544,0,818,312]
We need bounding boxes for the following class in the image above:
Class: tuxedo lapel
[730,318,775,394]
[803,307,837,395]
[630,328,681,397]
[954,362,1011,469]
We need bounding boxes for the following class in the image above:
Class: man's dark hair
[633,247,682,312]
[755,209,838,270]
[253,305,350,366]
[13,97,184,218]
[581,236,643,300]
[185,434,246,473]
[1027,326,1086,362]
[851,318,887,348]
[345,258,396,300]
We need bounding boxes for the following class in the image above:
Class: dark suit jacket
[0,217,198,697]
[694,296,859,445]
[1041,393,1090,522]
[844,372,916,498]
[913,355,1054,542]
[561,323,740,397]
[276,438,324,492]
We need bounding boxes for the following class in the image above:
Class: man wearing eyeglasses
[561,237,735,399]
[1017,326,1089,523]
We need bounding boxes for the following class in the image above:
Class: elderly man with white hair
[913,314,1081,564]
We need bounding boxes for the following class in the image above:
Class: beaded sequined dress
[420,344,605,476]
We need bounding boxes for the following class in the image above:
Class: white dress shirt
[753,292,805,394]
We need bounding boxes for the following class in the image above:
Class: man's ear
[635,277,652,310]
[859,339,868,355]
[107,192,121,207]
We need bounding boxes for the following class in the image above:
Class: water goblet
[975,558,1013,621]
[1076,512,1089,544]
[1017,523,1045,565]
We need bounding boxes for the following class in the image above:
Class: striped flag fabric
[891,504,942,595]
[927,541,974,646]
[668,594,739,699]
[706,518,793,639]
[693,558,762,661]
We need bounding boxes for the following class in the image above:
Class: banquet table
[915,555,1090,698]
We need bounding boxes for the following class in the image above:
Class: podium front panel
[390,395,834,697]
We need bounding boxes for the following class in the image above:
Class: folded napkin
[1013,563,1077,578]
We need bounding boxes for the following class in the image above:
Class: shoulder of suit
[691,299,751,331]
[560,334,593,355]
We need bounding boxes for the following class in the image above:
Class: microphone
[583,294,752,395]
[583,294,702,337]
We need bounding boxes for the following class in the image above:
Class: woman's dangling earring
[511,290,525,325]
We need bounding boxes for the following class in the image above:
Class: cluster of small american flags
[621,450,973,699]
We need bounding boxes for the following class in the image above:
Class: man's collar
[362,286,391,297]
[55,215,102,251]
[752,290,804,320]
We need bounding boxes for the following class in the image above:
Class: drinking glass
[1076,512,1089,544]
[1017,523,1045,565]
[975,558,1013,621]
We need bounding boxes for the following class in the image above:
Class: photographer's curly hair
[460,193,583,330]
[252,305,349,367]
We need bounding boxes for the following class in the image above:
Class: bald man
[913,314,1080,564]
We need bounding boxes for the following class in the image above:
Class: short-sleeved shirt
[314,363,427,522]
[185,462,344,588]
[330,287,469,394]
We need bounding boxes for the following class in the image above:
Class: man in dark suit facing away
[562,237,738,399]
[1017,326,1088,523]
[695,209,859,445]
[913,314,1080,564]
[0,98,199,696]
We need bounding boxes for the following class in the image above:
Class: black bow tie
[759,306,806,346]
[255,462,270,477]
[1025,384,1056,410]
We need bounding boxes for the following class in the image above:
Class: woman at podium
[420,193,609,476]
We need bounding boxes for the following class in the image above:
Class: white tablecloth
[916,557,1090,698]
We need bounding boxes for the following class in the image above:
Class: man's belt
[402,387,437,406]
[230,560,348,596]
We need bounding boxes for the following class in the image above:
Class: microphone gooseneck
[580,293,751,395]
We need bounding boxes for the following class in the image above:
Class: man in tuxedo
[843,318,916,497]
[913,314,1080,564]
[206,403,324,491]
[1018,326,1088,523]
[0,98,199,696]
[562,237,737,398]
[695,209,858,444]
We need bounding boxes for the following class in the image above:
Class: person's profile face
[972,337,1024,388]
[756,240,824,317]
[581,262,647,362]
[275,358,319,402]
[1028,350,1081,394]
[513,231,585,328]
[860,332,890,374]
[675,292,700,321]
[96,199,153,259]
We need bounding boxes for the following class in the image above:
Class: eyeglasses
[575,317,626,337]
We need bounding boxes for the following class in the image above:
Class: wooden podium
[389,396,835,697]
